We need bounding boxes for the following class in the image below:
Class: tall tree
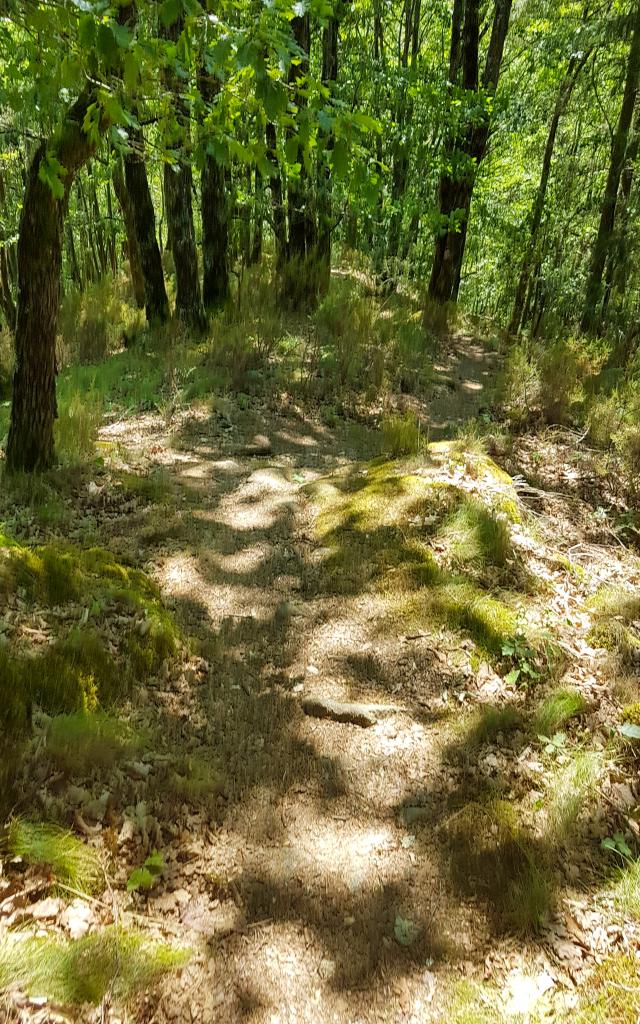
[428,0,512,305]
[113,158,146,309]
[124,128,170,324]
[6,94,104,471]
[582,3,640,334]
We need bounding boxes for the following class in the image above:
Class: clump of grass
[54,389,103,465]
[574,953,640,1024]
[589,586,640,623]
[381,412,425,457]
[119,468,173,505]
[423,582,518,656]
[46,713,140,775]
[466,704,523,745]
[613,858,640,921]
[547,749,602,842]
[167,753,226,809]
[448,979,502,1024]
[441,496,512,569]
[533,688,588,737]
[4,819,102,893]
[0,927,188,1007]
[445,798,552,932]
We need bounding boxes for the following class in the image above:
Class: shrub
[538,337,603,424]
[314,280,384,393]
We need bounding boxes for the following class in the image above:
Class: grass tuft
[546,749,602,842]
[46,713,141,775]
[4,819,102,893]
[533,688,588,737]
[0,927,188,1007]
[381,412,425,457]
[465,704,523,745]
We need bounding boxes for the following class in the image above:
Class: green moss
[574,954,640,1024]
[0,927,189,1007]
[533,688,588,737]
[4,819,102,893]
[127,611,178,676]
[589,586,640,623]
[424,582,518,656]
[622,702,640,726]
[440,496,513,569]
[46,713,141,775]
[448,980,502,1024]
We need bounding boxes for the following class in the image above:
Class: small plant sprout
[502,634,540,687]
[127,850,165,893]
[602,833,633,863]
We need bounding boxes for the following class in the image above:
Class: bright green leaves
[38,154,67,201]
[160,0,183,28]
[331,137,348,177]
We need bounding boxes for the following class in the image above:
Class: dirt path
[85,377,638,1023]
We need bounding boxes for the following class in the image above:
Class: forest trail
[428,335,499,438]
[72,337,637,1024]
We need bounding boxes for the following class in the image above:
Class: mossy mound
[0,538,178,731]
[587,586,640,668]
[305,449,526,659]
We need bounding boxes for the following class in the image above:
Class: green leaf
[38,153,67,200]
[97,23,119,67]
[126,867,154,892]
[504,668,520,686]
[79,14,96,51]
[620,723,640,740]
[331,138,348,178]
[284,135,299,165]
[160,0,182,28]
[112,22,132,49]
[124,51,139,94]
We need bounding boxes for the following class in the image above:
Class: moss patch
[306,455,524,659]
[574,954,640,1024]
[46,713,141,775]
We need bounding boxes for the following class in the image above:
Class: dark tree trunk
[124,129,170,324]
[164,162,205,330]
[113,158,145,309]
[428,0,512,305]
[266,121,287,270]
[161,9,205,332]
[6,93,102,472]
[509,51,590,334]
[317,15,339,294]
[199,71,230,308]
[282,13,319,306]
[249,167,263,266]
[582,5,640,334]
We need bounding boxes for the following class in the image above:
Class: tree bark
[6,93,102,472]
[199,70,230,308]
[317,14,339,294]
[161,8,205,331]
[113,157,145,308]
[428,0,512,306]
[509,51,590,335]
[124,128,170,324]
[266,121,287,270]
[582,5,640,334]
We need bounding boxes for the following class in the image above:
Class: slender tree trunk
[428,0,512,305]
[266,121,287,270]
[317,14,339,294]
[124,129,170,323]
[113,158,145,309]
[249,167,263,266]
[0,170,16,331]
[509,51,590,334]
[6,93,103,472]
[199,72,230,308]
[161,10,205,332]
[582,4,640,334]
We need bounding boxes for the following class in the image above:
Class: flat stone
[302,697,378,728]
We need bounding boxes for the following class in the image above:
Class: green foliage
[127,850,165,893]
[0,927,188,1007]
[4,819,102,893]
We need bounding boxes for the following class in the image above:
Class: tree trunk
[124,128,170,324]
[161,9,205,332]
[6,93,102,472]
[509,51,590,334]
[317,15,339,294]
[113,158,145,309]
[266,121,287,270]
[582,4,640,334]
[428,0,512,305]
[249,167,263,266]
[199,71,230,308]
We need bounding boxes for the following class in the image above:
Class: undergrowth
[3,819,102,892]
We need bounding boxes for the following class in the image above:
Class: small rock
[318,958,336,980]
[30,897,62,920]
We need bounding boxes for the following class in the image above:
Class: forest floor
[1,326,640,1024]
